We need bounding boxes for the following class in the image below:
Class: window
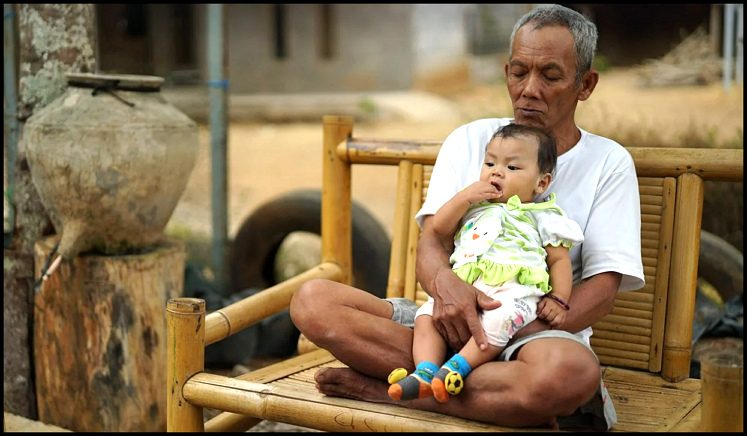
[273,4,287,59]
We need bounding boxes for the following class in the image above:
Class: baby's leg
[387,315,446,401]
[431,277,543,403]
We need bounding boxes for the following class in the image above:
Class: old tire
[228,189,391,298]
[698,230,743,302]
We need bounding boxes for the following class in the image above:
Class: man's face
[505,25,584,131]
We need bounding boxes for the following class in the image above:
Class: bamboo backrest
[325,116,743,383]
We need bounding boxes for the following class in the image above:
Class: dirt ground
[167,67,744,244]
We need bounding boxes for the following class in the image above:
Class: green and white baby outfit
[415,193,584,347]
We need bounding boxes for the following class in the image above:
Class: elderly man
[290,4,643,430]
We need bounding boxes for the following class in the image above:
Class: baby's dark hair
[489,123,557,175]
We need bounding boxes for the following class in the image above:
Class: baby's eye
[508,165,518,171]
[485,162,494,167]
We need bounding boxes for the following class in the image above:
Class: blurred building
[96,4,716,93]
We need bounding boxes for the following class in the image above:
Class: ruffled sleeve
[536,210,584,250]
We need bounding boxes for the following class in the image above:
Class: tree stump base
[33,235,185,432]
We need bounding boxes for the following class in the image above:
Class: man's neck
[553,122,582,156]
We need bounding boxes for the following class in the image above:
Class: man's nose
[522,73,541,99]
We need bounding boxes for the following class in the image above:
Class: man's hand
[431,268,502,351]
[537,297,568,328]
[459,180,503,205]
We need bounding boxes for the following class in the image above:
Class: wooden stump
[32,235,185,432]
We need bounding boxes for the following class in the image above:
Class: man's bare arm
[559,272,620,333]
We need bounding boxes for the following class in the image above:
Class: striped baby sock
[431,354,472,403]
[387,361,439,401]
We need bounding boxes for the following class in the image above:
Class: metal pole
[208,3,228,293]
[737,4,743,85]
[723,3,735,90]
[4,3,19,243]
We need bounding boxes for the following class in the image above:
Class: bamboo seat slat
[637,177,665,187]
[639,185,664,196]
[614,291,655,303]
[591,329,651,345]
[590,338,650,354]
[593,321,652,336]
[641,214,663,224]
[613,299,654,312]
[610,307,654,320]
[640,194,663,206]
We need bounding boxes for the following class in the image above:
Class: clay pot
[24,73,200,259]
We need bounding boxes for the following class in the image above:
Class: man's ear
[578,69,599,102]
[535,173,552,195]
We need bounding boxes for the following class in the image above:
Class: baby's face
[480,136,545,203]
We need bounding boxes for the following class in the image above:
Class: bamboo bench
[166,116,743,432]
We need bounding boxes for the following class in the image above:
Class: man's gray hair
[509,4,598,87]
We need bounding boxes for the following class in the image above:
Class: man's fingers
[465,313,488,350]
[477,293,502,311]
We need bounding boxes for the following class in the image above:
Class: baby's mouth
[491,181,503,196]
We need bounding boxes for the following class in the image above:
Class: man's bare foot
[314,367,395,404]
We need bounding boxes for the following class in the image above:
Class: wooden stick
[205,262,342,345]
[662,173,704,382]
[167,298,206,432]
[322,116,353,286]
[386,161,413,299]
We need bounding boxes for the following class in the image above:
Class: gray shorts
[386,297,617,431]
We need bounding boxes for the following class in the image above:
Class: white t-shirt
[415,118,645,345]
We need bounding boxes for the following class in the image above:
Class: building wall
[411,4,470,89]
[212,4,415,93]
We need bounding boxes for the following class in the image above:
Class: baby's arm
[537,245,573,327]
[433,181,501,237]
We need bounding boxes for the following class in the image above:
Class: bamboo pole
[167,298,206,432]
[662,173,704,382]
[404,164,424,302]
[338,142,743,182]
[322,116,353,285]
[204,413,262,433]
[387,161,413,298]
[700,351,743,432]
[204,262,342,345]
[649,177,676,372]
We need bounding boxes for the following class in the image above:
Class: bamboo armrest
[204,262,343,345]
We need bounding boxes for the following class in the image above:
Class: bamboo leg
[662,173,704,382]
[167,298,206,432]
[321,116,353,285]
[700,351,743,432]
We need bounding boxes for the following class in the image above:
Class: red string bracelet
[545,293,570,311]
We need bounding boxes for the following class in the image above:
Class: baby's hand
[537,297,567,328]
[460,180,502,204]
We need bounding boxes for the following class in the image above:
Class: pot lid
[65,72,164,92]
